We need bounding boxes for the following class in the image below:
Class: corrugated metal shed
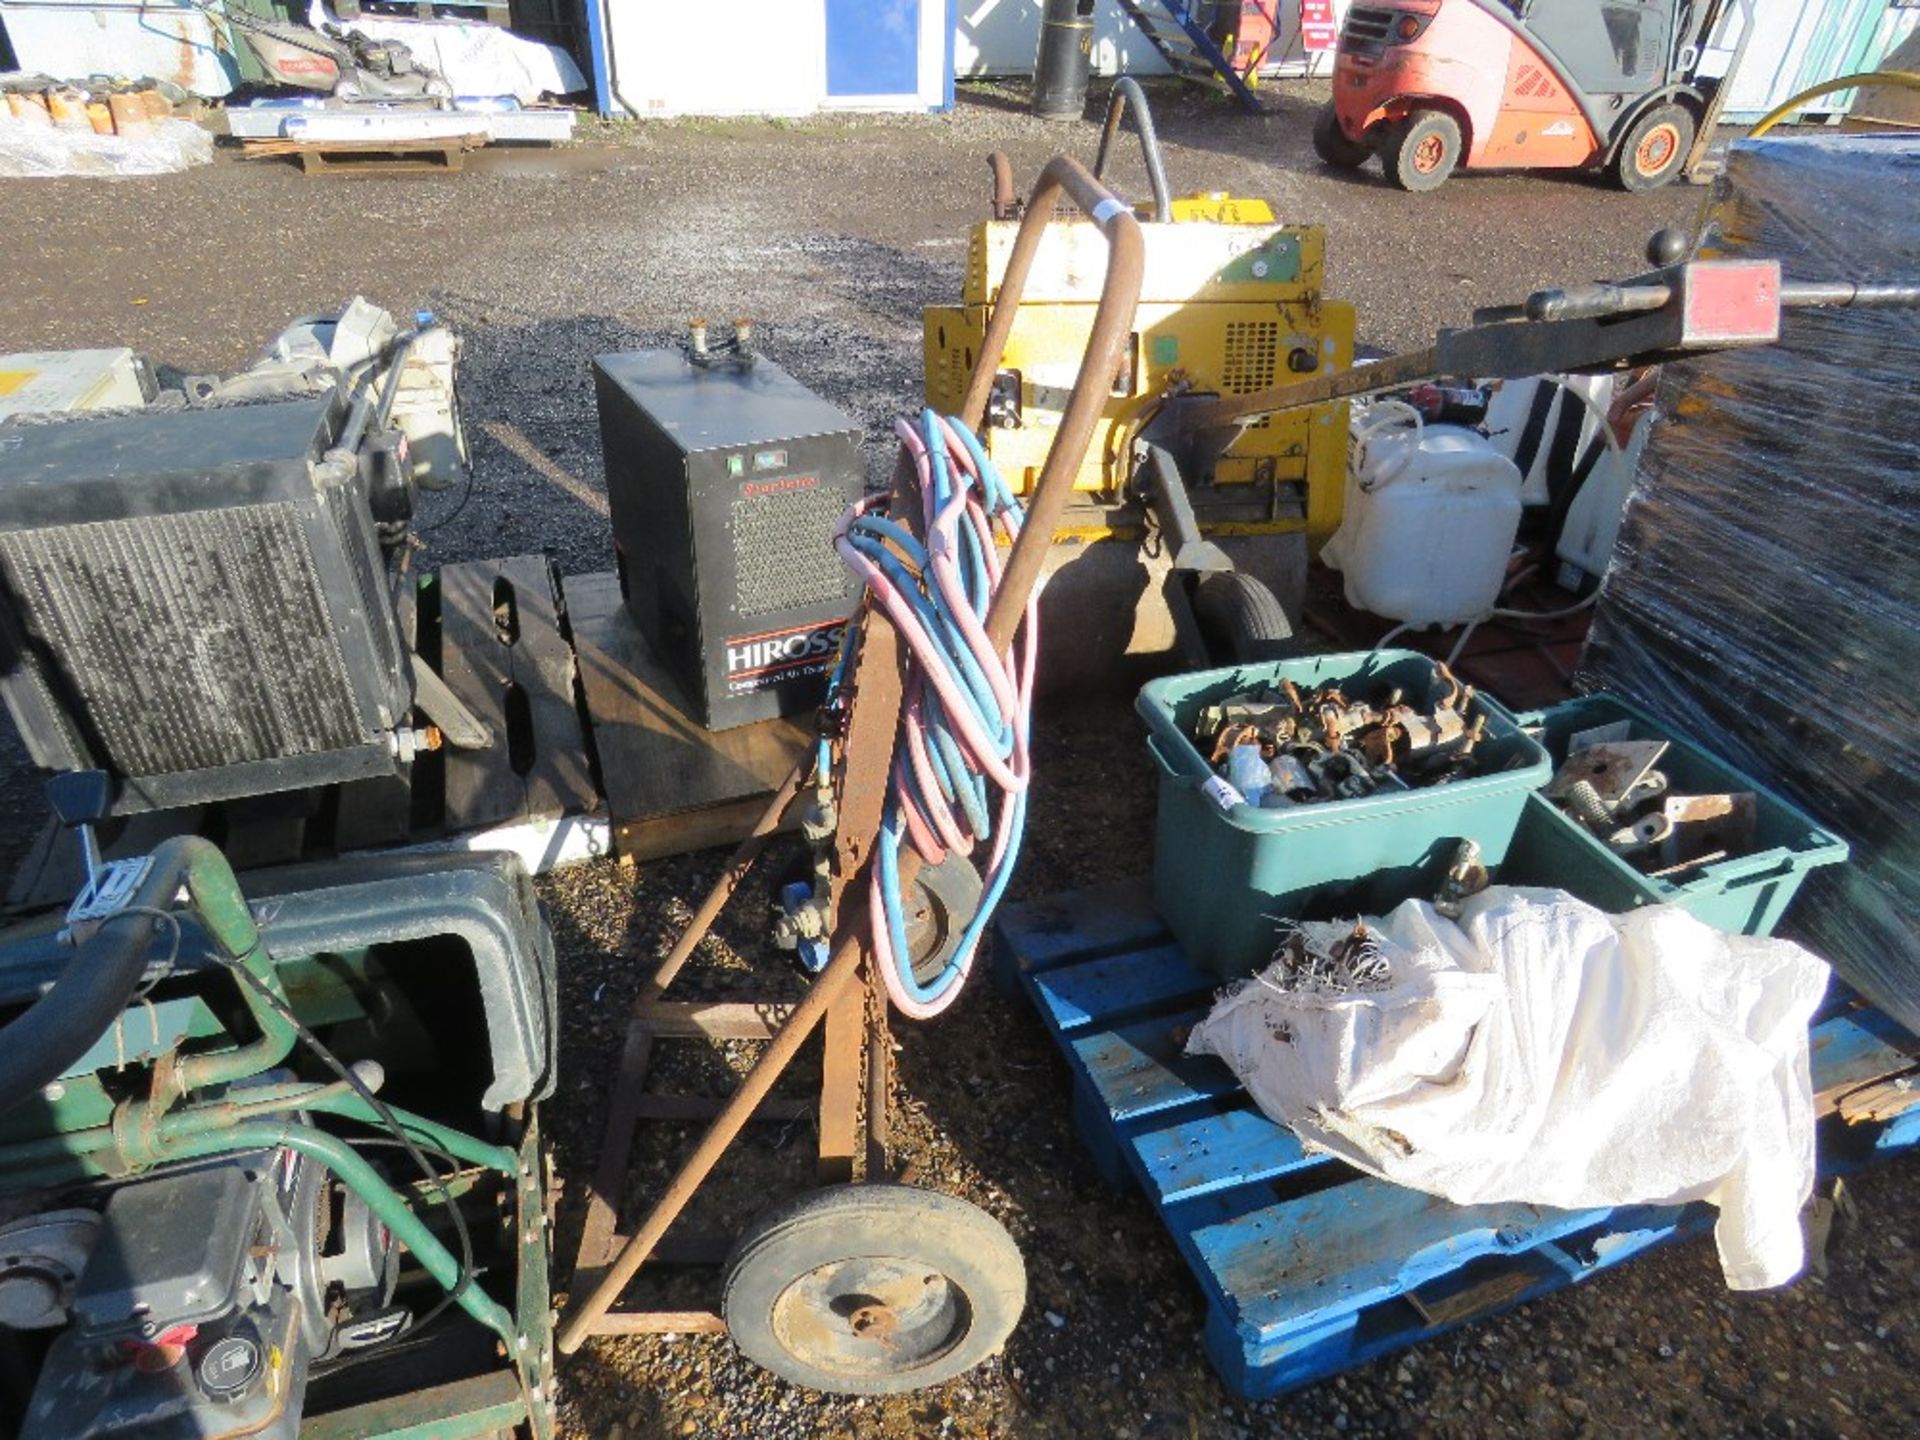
[0,0,240,95]
[1713,0,1920,122]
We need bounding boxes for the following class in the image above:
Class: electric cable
[210,954,478,1341]
[830,411,1038,1020]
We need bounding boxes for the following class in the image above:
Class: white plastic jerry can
[1322,412,1524,627]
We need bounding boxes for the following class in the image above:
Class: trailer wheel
[1312,101,1371,169]
[1612,104,1694,191]
[723,1185,1026,1395]
[1192,569,1296,664]
[1379,110,1461,192]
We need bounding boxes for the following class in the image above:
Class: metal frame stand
[555,154,1146,1355]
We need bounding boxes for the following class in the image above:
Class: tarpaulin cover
[1581,134,1920,1036]
[1187,890,1829,1290]
[0,114,213,178]
[312,3,585,103]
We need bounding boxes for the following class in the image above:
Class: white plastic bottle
[1322,407,1524,626]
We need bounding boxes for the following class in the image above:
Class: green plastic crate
[1137,651,1556,978]
[1511,693,1849,936]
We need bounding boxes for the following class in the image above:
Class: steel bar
[818,972,865,1184]
[1185,346,1441,430]
[865,978,891,1179]
[574,1024,654,1274]
[1780,280,1920,308]
[633,1000,796,1040]
[641,759,808,1004]
[586,1310,729,1336]
[556,935,864,1351]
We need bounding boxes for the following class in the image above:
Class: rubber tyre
[723,1184,1026,1395]
[1191,569,1296,665]
[1379,109,1462,193]
[1611,104,1694,191]
[1312,100,1371,169]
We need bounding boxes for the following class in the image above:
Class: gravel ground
[2,81,1914,1440]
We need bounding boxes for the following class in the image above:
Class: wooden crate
[563,572,811,863]
[994,884,1920,1400]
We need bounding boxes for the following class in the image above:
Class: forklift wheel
[1312,101,1371,170]
[723,1184,1026,1395]
[1611,104,1695,192]
[1192,570,1297,665]
[1379,110,1462,193]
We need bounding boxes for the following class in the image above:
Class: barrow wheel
[1312,101,1372,169]
[1379,109,1462,193]
[1192,569,1297,665]
[1611,104,1695,191]
[722,1184,1026,1395]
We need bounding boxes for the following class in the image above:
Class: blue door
[825,0,922,98]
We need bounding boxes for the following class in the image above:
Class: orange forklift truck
[1313,0,1753,192]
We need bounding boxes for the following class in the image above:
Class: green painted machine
[0,772,557,1439]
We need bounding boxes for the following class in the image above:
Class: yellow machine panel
[926,213,1356,544]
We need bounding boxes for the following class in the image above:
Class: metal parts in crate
[1544,732,1757,880]
[593,339,863,731]
[1195,661,1495,808]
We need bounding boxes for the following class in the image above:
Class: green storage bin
[1512,693,1850,936]
[1137,651,1554,978]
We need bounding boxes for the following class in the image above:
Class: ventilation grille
[1515,65,1558,100]
[730,485,854,620]
[1343,6,1395,46]
[1222,321,1280,430]
[0,506,369,776]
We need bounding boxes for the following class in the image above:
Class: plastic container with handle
[1137,650,1557,977]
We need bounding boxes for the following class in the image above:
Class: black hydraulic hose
[1093,76,1172,224]
[372,332,419,431]
[335,329,418,456]
[0,903,165,1117]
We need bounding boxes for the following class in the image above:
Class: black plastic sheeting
[1581,133,1920,1036]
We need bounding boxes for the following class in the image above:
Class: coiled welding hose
[831,410,1038,1019]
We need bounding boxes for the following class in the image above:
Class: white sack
[1186,889,1831,1290]
[0,116,212,178]
[311,4,586,103]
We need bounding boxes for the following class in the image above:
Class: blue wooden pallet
[993,883,1920,1400]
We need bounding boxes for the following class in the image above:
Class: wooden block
[564,572,810,863]
[1811,1006,1919,1116]
[1028,943,1218,1036]
[1193,1182,1599,1341]
[491,556,596,822]
[993,881,1169,983]
[1131,1105,1324,1205]
[290,140,478,176]
[436,563,525,831]
[1069,1008,1233,1122]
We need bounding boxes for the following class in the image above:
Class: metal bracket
[409,653,494,750]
